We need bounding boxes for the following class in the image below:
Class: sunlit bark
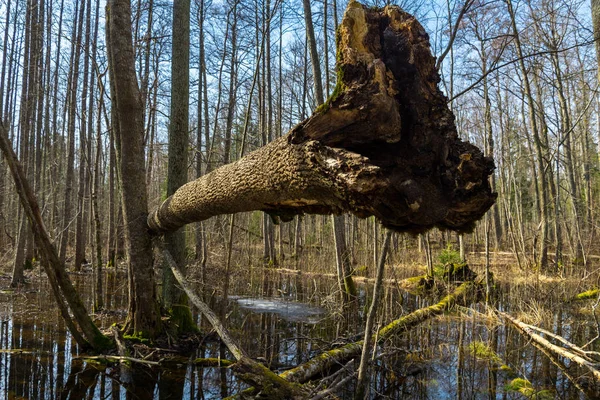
[106,0,162,338]
[149,3,496,237]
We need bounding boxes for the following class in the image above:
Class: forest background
[0,0,597,324]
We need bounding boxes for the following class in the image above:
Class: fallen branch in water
[0,121,110,351]
[524,321,600,361]
[74,355,235,369]
[524,334,592,397]
[228,280,480,399]
[498,311,600,381]
[158,241,307,399]
[281,281,478,384]
[74,355,160,366]
[283,281,478,386]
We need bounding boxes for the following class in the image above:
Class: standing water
[0,265,598,399]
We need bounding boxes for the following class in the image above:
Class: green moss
[86,358,109,367]
[403,274,434,294]
[407,275,426,283]
[354,265,368,275]
[315,27,347,114]
[468,341,502,365]
[575,288,599,300]
[533,390,555,400]
[193,358,234,368]
[169,300,199,335]
[378,282,474,339]
[227,358,305,400]
[122,333,151,345]
[505,378,532,393]
[343,275,357,297]
[315,77,346,114]
[505,378,553,399]
[499,364,513,373]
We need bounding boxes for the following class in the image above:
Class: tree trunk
[355,229,392,399]
[223,1,237,165]
[148,3,496,237]
[12,0,40,287]
[59,0,85,265]
[0,121,109,350]
[195,0,206,261]
[593,0,600,125]
[333,215,356,298]
[106,0,161,338]
[74,0,92,272]
[506,0,549,268]
[593,0,600,171]
[90,0,102,311]
[93,99,103,312]
[163,0,195,333]
[106,129,116,268]
[305,0,356,299]
[302,0,324,106]
[0,0,12,251]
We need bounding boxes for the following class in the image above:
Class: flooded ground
[0,264,598,399]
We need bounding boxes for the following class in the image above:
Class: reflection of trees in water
[0,273,598,398]
[62,362,99,399]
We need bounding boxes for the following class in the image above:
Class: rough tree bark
[163,0,195,333]
[148,2,496,238]
[106,0,162,338]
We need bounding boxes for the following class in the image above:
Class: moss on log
[280,281,479,384]
[574,288,599,301]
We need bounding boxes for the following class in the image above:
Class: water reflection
[232,297,325,324]
[0,269,597,399]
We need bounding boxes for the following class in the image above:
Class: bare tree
[163,0,195,333]
[506,0,549,268]
[303,0,355,299]
[106,0,162,338]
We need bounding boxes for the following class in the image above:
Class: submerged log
[499,311,600,381]
[281,281,479,384]
[229,281,479,398]
[159,242,307,398]
[148,1,496,235]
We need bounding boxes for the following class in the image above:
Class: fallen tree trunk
[0,121,110,351]
[159,242,307,398]
[499,311,600,381]
[281,281,479,384]
[227,281,479,399]
[524,333,591,397]
[148,2,496,235]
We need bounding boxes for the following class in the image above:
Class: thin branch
[436,0,475,71]
[449,38,596,102]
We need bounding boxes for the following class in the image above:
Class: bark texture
[149,2,496,235]
[106,0,161,338]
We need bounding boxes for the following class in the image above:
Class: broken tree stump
[148,1,496,235]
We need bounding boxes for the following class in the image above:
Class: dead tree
[148,2,496,235]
